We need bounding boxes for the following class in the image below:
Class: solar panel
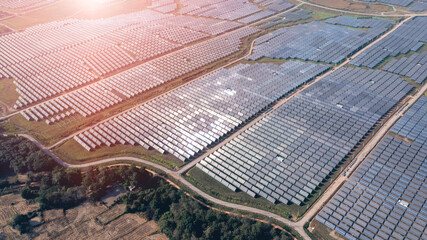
[316,96,427,240]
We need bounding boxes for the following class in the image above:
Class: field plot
[71,61,330,161]
[96,204,126,225]
[351,16,427,68]
[197,67,412,205]
[315,96,427,240]
[22,202,168,240]
[0,194,39,239]
[248,17,392,64]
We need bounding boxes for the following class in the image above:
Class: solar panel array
[253,0,295,12]
[358,0,414,7]
[410,2,427,11]
[72,61,330,160]
[154,27,209,45]
[325,16,393,29]
[20,27,259,122]
[391,97,427,142]
[0,0,58,10]
[0,10,245,109]
[197,67,412,204]
[382,51,427,85]
[148,0,177,13]
[258,9,312,30]
[351,17,427,68]
[316,96,427,240]
[238,10,276,24]
[179,0,262,21]
[248,20,389,64]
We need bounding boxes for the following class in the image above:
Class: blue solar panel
[351,17,427,68]
[316,96,427,240]
[248,20,389,64]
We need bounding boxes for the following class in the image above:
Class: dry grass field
[32,202,167,240]
[0,194,39,240]
[0,195,168,240]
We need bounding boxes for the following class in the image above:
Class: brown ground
[309,219,346,240]
[0,0,151,30]
[0,193,168,240]
[33,202,168,240]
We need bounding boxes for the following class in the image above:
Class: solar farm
[248,18,392,64]
[315,96,427,240]
[351,17,427,68]
[0,0,426,239]
[74,61,330,161]
[197,67,412,204]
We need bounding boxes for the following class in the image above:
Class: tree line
[1,135,294,239]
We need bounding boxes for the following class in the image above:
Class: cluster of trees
[21,165,152,210]
[121,184,293,240]
[0,136,56,175]
[1,135,294,239]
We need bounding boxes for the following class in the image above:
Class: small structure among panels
[248,19,390,64]
[197,67,412,205]
[351,16,427,68]
[72,61,330,161]
[316,96,427,240]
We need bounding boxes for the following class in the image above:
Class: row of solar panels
[20,27,259,124]
[72,61,330,161]
[248,18,390,64]
[0,9,245,110]
[257,9,312,30]
[316,96,427,240]
[382,51,427,85]
[198,67,412,204]
[351,16,426,68]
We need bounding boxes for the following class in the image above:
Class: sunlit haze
[0,0,425,239]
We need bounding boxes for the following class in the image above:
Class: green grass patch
[52,138,184,170]
[307,219,345,240]
[300,4,342,20]
[185,167,300,219]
